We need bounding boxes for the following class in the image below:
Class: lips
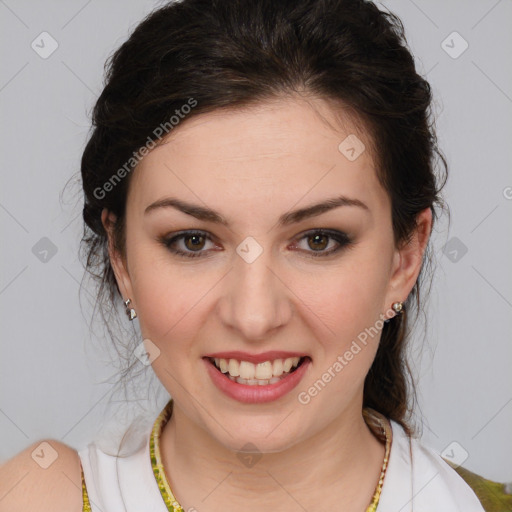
[203,355,311,403]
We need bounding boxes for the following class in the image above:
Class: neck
[159,399,386,512]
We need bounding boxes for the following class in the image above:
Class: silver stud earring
[124,298,137,321]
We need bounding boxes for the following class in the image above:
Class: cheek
[131,271,205,391]
[298,273,388,402]
[303,258,391,347]
[127,245,201,347]
[134,277,201,345]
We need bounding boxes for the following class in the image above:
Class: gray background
[1,0,511,482]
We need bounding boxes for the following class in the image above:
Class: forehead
[128,96,389,222]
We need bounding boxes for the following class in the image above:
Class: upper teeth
[212,357,302,380]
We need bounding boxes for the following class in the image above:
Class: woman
[1,0,510,510]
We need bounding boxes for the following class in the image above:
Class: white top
[78,416,485,512]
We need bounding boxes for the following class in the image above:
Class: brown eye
[293,229,352,258]
[161,230,216,258]
[184,234,206,251]
[307,233,329,251]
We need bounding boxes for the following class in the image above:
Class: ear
[383,207,432,318]
[101,208,135,305]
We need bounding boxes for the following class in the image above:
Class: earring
[124,298,137,321]
[392,301,404,315]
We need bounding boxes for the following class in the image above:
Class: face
[103,95,431,453]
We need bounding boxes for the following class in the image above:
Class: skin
[102,94,432,512]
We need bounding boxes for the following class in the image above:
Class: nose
[217,243,292,341]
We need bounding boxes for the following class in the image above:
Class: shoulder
[0,439,83,512]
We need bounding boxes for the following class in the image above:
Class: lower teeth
[227,375,284,385]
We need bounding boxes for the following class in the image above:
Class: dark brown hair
[80,0,448,432]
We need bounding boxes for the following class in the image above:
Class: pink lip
[203,350,309,364]
[203,356,311,404]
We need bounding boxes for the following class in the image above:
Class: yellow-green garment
[448,462,512,512]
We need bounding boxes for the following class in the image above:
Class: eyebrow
[144,195,369,227]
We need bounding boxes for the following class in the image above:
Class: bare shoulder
[0,439,83,512]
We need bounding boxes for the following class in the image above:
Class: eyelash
[159,229,353,259]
